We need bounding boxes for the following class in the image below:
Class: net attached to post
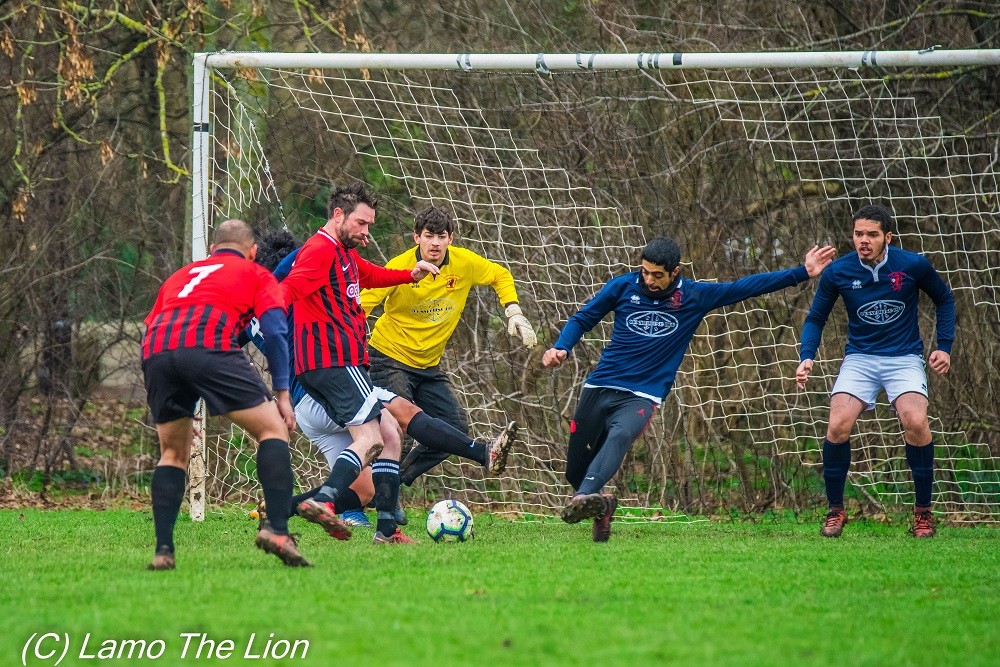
[195,54,1000,523]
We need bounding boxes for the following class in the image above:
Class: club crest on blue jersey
[889,271,906,292]
[625,311,679,337]
[857,300,905,325]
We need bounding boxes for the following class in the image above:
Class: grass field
[1,509,998,667]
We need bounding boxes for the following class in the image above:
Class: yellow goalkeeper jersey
[361,246,519,369]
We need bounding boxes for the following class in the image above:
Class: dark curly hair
[852,204,894,234]
[256,229,301,272]
[413,206,454,235]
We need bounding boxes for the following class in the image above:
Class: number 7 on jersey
[178,263,224,297]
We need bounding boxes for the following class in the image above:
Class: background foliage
[1,1,997,513]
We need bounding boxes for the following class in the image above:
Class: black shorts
[142,348,271,424]
[297,365,383,428]
[368,347,468,433]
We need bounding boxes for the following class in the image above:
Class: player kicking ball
[544,236,835,542]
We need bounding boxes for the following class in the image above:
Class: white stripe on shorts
[345,365,381,426]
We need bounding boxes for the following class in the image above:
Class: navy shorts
[142,348,271,424]
[297,365,383,428]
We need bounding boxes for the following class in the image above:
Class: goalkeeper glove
[505,304,537,348]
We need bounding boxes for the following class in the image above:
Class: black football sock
[290,487,321,517]
[151,465,186,554]
[372,458,401,536]
[334,488,364,514]
[313,449,363,504]
[822,438,852,508]
[399,444,451,486]
[905,442,935,508]
[406,412,484,462]
[256,439,294,534]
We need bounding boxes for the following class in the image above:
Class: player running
[141,219,308,569]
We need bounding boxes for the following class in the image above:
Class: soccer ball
[426,499,474,542]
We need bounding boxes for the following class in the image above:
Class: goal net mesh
[199,60,1000,523]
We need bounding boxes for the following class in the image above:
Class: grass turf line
[1,510,998,667]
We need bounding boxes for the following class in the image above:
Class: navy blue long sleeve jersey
[553,265,810,403]
[799,246,954,362]
[245,248,308,406]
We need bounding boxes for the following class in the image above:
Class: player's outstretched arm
[795,358,814,389]
[804,244,837,277]
[542,348,568,368]
[928,350,951,374]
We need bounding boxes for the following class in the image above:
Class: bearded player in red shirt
[281,183,439,543]
[142,219,309,569]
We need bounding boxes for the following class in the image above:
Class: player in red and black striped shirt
[280,183,438,542]
[142,219,310,569]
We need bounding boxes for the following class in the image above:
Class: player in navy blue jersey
[142,219,310,569]
[543,237,835,541]
[795,204,955,538]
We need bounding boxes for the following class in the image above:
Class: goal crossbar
[198,49,1000,71]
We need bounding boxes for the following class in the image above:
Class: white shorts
[294,387,398,469]
[831,353,927,411]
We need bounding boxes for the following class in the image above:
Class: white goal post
[188,49,1000,523]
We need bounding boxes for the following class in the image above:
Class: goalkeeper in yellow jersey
[362,206,533,488]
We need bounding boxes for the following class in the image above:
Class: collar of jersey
[211,248,246,259]
[856,244,890,279]
[415,247,449,267]
[317,228,340,246]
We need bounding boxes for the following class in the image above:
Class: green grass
[1,510,998,667]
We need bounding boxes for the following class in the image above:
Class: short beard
[338,230,360,249]
[641,275,679,299]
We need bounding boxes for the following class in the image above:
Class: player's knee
[901,421,932,445]
[897,410,929,438]
[157,449,190,469]
[352,437,383,465]
[826,422,853,442]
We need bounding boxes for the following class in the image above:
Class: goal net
[191,51,1000,523]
